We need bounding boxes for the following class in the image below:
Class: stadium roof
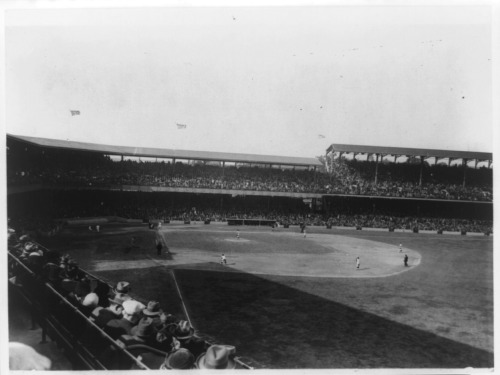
[326,144,492,161]
[7,134,322,167]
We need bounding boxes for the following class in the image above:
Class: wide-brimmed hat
[114,281,130,294]
[168,320,194,340]
[143,301,162,317]
[162,348,195,370]
[122,300,145,316]
[196,345,236,369]
[131,317,155,338]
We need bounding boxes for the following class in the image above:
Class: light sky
[4,3,494,158]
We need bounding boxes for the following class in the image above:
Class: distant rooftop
[7,134,322,167]
[326,144,492,161]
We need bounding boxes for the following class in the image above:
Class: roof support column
[488,160,492,169]
[121,155,124,162]
[222,161,225,177]
[374,154,379,185]
[463,158,468,187]
[419,156,424,186]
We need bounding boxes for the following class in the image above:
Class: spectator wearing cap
[196,345,236,369]
[105,300,145,339]
[168,320,209,358]
[160,348,195,370]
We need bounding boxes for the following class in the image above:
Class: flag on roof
[70,110,80,116]
[177,123,187,129]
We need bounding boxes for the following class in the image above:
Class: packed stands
[7,135,493,202]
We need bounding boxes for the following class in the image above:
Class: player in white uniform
[236,230,240,240]
[221,253,227,265]
[356,257,360,270]
[399,243,403,253]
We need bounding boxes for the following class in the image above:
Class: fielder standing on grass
[156,239,163,256]
[221,253,227,265]
[399,243,403,253]
[236,230,240,240]
[356,256,360,270]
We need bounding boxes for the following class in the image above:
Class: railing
[8,246,254,370]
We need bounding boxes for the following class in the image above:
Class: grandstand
[6,134,493,369]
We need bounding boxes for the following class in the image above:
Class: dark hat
[168,320,194,340]
[162,348,195,370]
[114,281,130,294]
[196,345,236,369]
[143,301,162,317]
[131,317,155,338]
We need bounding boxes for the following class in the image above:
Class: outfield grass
[41,224,493,369]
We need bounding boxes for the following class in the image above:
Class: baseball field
[41,222,493,369]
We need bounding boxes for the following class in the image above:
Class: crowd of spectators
[325,159,492,201]
[8,151,493,201]
[8,233,244,370]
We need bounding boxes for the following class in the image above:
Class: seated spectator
[168,320,209,358]
[142,301,163,331]
[93,281,111,308]
[105,300,145,339]
[128,317,159,348]
[66,259,84,280]
[80,292,99,317]
[91,297,123,328]
[160,348,196,370]
[111,281,132,303]
[196,344,236,369]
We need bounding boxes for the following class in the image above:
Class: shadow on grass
[172,264,493,369]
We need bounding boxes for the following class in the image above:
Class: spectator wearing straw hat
[160,348,195,370]
[196,345,236,369]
